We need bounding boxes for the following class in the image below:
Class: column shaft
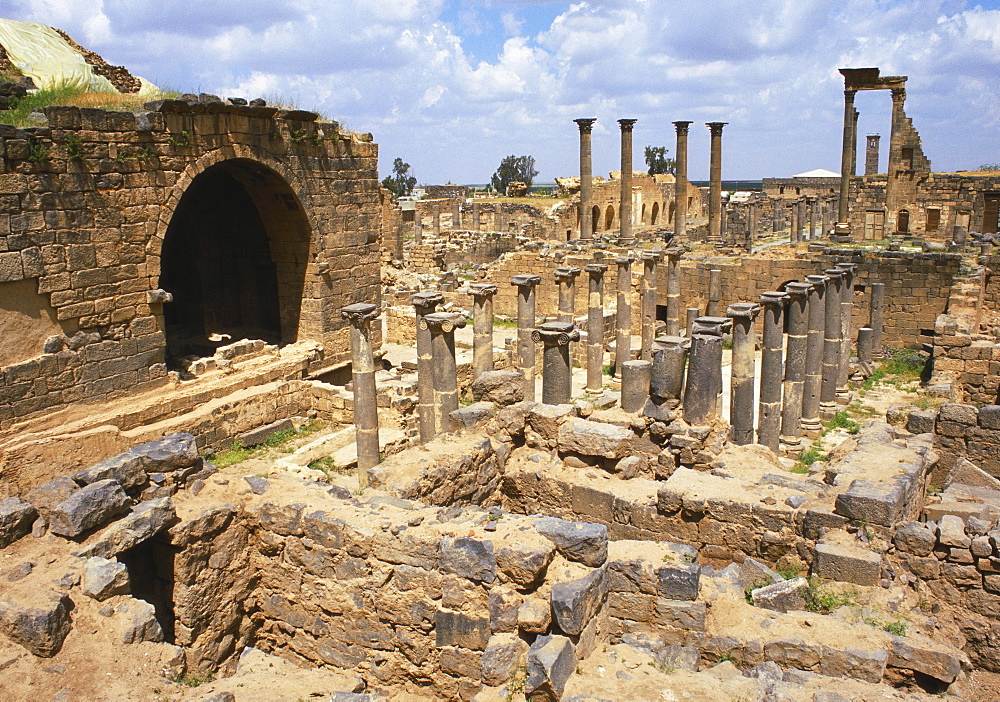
[727,303,761,445]
[837,90,857,229]
[706,122,727,242]
[412,291,443,442]
[575,118,597,238]
[665,248,683,336]
[424,312,466,434]
[511,275,541,401]
[683,317,727,424]
[780,283,812,448]
[586,264,607,392]
[621,360,652,413]
[706,269,723,316]
[341,303,381,486]
[619,119,636,238]
[673,121,691,239]
[801,275,828,433]
[869,282,885,352]
[757,292,788,451]
[836,263,855,397]
[535,321,579,405]
[651,335,689,403]
[640,252,660,360]
[820,270,844,415]
[469,284,497,381]
[555,267,581,323]
[615,257,634,377]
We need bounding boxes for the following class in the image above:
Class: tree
[381,157,417,198]
[978,162,1000,171]
[644,146,676,176]
[491,155,538,195]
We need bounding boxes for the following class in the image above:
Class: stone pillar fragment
[534,321,580,405]
[820,269,844,417]
[468,283,497,382]
[757,292,788,452]
[511,275,542,402]
[836,262,856,399]
[857,327,874,365]
[801,274,828,435]
[585,263,608,392]
[706,122,727,243]
[614,256,635,377]
[869,282,885,353]
[619,119,637,239]
[414,219,423,245]
[640,251,660,360]
[821,198,831,238]
[554,267,582,323]
[790,201,799,243]
[683,316,727,425]
[651,335,689,403]
[452,201,461,229]
[621,360,652,413]
[780,283,812,449]
[673,121,692,239]
[575,118,597,238]
[432,203,441,236]
[664,247,683,336]
[685,308,699,337]
[726,302,761,446]
[423,312,466,435]
[472,201,481,231]
[341,303,381,486]
[412,291,443,442]
[706,269,723,317]
[773,199,783,234]
[748,202,758,249]
[809,199,818,240]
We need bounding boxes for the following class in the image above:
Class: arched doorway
[650,202,660,225]
[668,201,676,225]
[641,203,647,225]
[897,209,910,234]
[605,205,615,230]
[159,159,311,361]
[592,205,601,231]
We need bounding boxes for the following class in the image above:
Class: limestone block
[0,589,72,657]
[937,514,972,548]
[557,418,633,459]
[48,479,131,538]
[81,557,130,600]
[517,597,551,633]
[73,497,176,559]
[751,577,809,613]
[550,568,607,636]
[535,516,608,567]
[979,405,1000,430]
[812,542,881,586]
[888,637,963,684]
[23,477,79,518]
[525,634,576,701]
[0,497,36,548]
[450,402,495,430]
[893,522,937,556]
[238,418,294,447]
[471,370,524,406]
[496,539,555,587]
[440,537,496,583]
[481,633,529,686]
[527,404,578,448]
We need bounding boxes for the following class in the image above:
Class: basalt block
[525,634,576,701]
[0,497,36,548]
[550,568,607,636]
[535,517,608,567]
[48,479,131,538]
[0,589,72,657]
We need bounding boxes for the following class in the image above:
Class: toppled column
[706,269,723,316]
[757,291,788,451]
[820,268,844,417]
[726,302,761,445]
[801,274,829,435]
[619,119,637,238]
[412,291,443,442]
[341,303,381,486]
[780,282,813,450]
[511,274,542,402]
[432,203,441,236]
[869,281,885,353]
[651,335,689,404]
[534,321,580,405]
[614,256,635,377]
[706,122,727,243]
[468,283,497,382]
[621,360,652,413]
[575,118,597,238]
[836,262,856,399]
[683,316,727,425]
[664,247,684,336]
[673,121,691,239]
[640,251,661,360]
[585,263,608,392]
[857,327,874,365]
[554,267,582,323]
[423,312,466,434]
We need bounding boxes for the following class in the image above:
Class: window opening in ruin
[650,202,660,225]
[984,194,1000,234]
[779,186,785,195]
[641,203,647,224]
[901,147,914,170]
[897,209,910,234]
[925,208,940,232]
[605,205,615,230]
[591,205,601,231]
[668,201,676,225]
[656,304,668,322]
[118,538,176,643]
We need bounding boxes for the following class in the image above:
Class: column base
[819,402,838,419]
[780,435,804,454]
[799,418,823,437]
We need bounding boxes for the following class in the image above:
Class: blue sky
[3,0,999,184]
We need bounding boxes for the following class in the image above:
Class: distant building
[762,169,840,200]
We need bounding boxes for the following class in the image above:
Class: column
[472,201,481,231]
[651,335,689,404]
[706,269,723,316]
[857,327,874,367]
[683,316,727,425]
[575,118,597,238]
[869,282,885,353]
[809,198,817,240]
[726,302,761,446]
[673,121,692,239]
[414,218,423,245]
[821,198,831,238]
[664,247,684,336]
[773,199,783,234]
[801,274,828,435]
[836,89,857,235]
[836,262,855,399]
[621,360,652,413]
[790,199,799,243]
[412,291,443,442]
[341,303,381,486]
[432,203,441,236]
[851,107,860,176]
[452,200,461,229]
[779,283,812,450]
[468,283,497,382]
[798,199,807,240]
[820,268,844,417]
[394,212,404,260]
[619,119,637,239]
[585,263,608,392]
[748,201,758,249]
[614,256,635,377]
[511,275,542,402]
[423,312,466,434]
[554,266,582,323]
[706,122,727,242]
[534,321,580,405]
[757,291,788,452]
[640,251,661,360]
[685,308,699,337]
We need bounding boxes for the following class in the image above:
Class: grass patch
[791,443,825,473]
[167,671,214,687]
[776,564,801,580]
[307,456,354,479]
[0,83,180,128]
[805,580,858,613]
[204,419,324,467]
[492,315,518,329]
[862,614,908,637]
[823,411,860,434]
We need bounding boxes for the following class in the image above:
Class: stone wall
[916,403,1000,479]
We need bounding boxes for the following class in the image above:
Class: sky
[2,0,999,184]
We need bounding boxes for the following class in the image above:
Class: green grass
[776,564,802,580]
[167,671,214,687]
[0,82,87,127]
[492,315,518,329]
[204,420,324,467]
[791,443,825,473]
[824,411,861,434]
[307,455,354,480]
[805,580,858,613]
[862,614,908,637]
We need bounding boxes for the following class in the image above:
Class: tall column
[619,119,637,239]
[809,198,817,240]
[554,267,582,323]
[585,263,608,392]
[706,269,723,316]
[790,199,799,243]
[614,256,635,377]
[798,199,807,240]
[423,312,466,434]
[414,218,423,245]
[836,263,856,399]
[683,316,727,425]
[836,89,857,236]
[773,199,783,234]
[341,303,380,486]
[820,268,844,417]
[575,118,597,238]
[779,283,812,450]
[412,291,443,442]
[640,251,660,360]
[801,274,828,435]
[621,360,652,413]
[869,282,885,353]
[472,201,481,231]
[757,292,788,452]
[726,302,761,446]
[821,197,831,238]
[452,200,462,229]
[664,247,684,336]
[651,335,689,404]
[432,203,441,236]
[534,321,580,405]
[394,212,405,260]
[511,275,542,402]
[706,122,727,243]
[468,283,497,382]
[851,108,860,176]
[673,121,692,239]
[748,201,758,249]
[865,134,880,176]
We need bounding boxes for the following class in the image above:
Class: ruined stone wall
[931,315,1000,405]
[916,403,1000,479]
[762,177,839,200]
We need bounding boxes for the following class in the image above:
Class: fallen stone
[496,540,555,587]
[550,568,607,636]
[0,589,72,657]
[450,403,495,430]
[73,453,147,491]
[23,478,79,518]
[614,455,646,479]
[481,633,529,686]
[951,458,1000,491]
[129,433,200,472]
[73,497,176,559]
[517,597,551,633]
[834,480,905,527]
[738,557,785,588]
[535,517,608,567]
[0,497,37,548]
[812,541,881,586]
[6,561,33,582]
[81,557,130,601]
[48,479,131,538]
[116,597,164,644]
[893,522,937,556]
[244,476,269,495]
[525,634,576,701]
[471,370,524,406]
[888,637,963,683]
[440,537,496,583]
[906,410,937,435]
[938,514,972,548]
[751,577,809,613]
[557,419,634,459]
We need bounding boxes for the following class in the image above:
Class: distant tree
[381,157,417,198]
[978,162,1000,171]
[491,155,538,195]
[644,146,676,176]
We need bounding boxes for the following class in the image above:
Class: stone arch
[668,201,676,225]
[650,201,660,225]
[591,205,602,231]
[640,202,647,225]
[605,205,615,230]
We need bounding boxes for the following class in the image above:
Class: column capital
[805,274,829,289]
[692,316,730,336]
[421,311,467,333]
[706,121,728,135]
[617,118,637,131]
[532,320,580,346]
[510,274,541,288]
[823,269,845,284]
[573,117,597,133]
[783,282,813,300]
[835,262,856,275]
[585,263,608,275]
[653,334,690,350]
[672,120,692,134]
[468,283,498,297]
[640,250,662,263]
[341,302,380,326]
[411,290,444,312]
[726,302,761,321]
[615,256,635,266]
[891,87,906,102]
[664,246,685,260]
[844,89,857,102]
[554,266,582,281]
[759,291,789,307]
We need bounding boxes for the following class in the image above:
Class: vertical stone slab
[780,283,812,450]
[683,316,727,425]
[651,335,689,403]
[341,303,381,487]
[614,256,635,377]
[472,201,481,231]
[452,200,461,229]
[575,118,597,239]
[640,251,660,361]
[757,291,788,452]
[706,122,727,243]
[585,263,608,393]
[554,267,582,323]
[619,119,637,239]
[801,274,829,435]
[511,275,542,402]
[820,269,844,417]
[423,312,466,435]
[673,121,692,240]
[412,291,443,443]
[706,269,723,317]
[869,282,885,353]
[726,302,761,446]
[836,262,856,399]
[534,321,579,406]
[621,360,652,413]
[468,283,498,382]
[664,247,684,336]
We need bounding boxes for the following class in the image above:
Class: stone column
[640,251,660,360]
[757,291,788,452]
[432,203,441,237]
[801,274,828,435]
[511,274,542,402]
[809,198,818,240]
[619,119,637,239]
[821,198,831,238]
[865,134,880,176]
[423,312,466,434]
[468,283,497,382]
[575,118,597,238]
[472,201,481,231]
[887,87,906,217]
[726,302,761,446]
[706,122,727,243]
[798,199,808,240]
[869,282,885,353]
[534,321,580,405]
[857,327,874,366]
[621,360,652,413]
[779,282,812,450]
[394,213,405,260]
[412,291,443,442]
[554,266,582,323]
[836,262,855,399]
[851,108,860,176]
[748,201,758,248]
[673,121,692,239]
[452,200,461,229]
[685,308,699,337]
[614,256,635,377]
[585,263,608,392]
[414,218,423,245]
[706,269,723,316]
[651,335,689,403]
[790,199,799,243]
[341,303,380,486]
[820,268,844,417]
[773,199,783,234]
[836,89,857,235]
[683,316,727,425]
[664,247,683,336]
